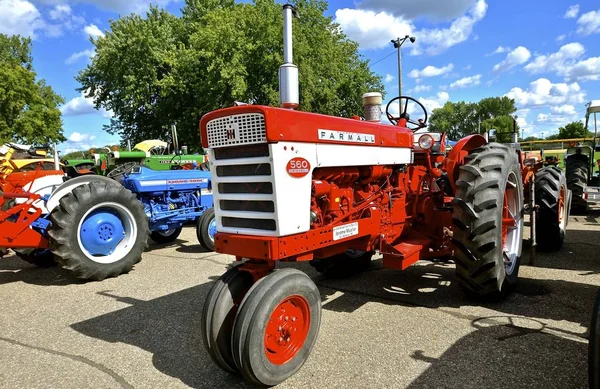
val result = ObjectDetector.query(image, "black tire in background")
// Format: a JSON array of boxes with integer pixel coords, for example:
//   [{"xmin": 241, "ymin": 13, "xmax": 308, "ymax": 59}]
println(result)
[
  {"xmin": 150, "ymin": 227, "xmax": 183, "ymax": 244},
  {"xmin": 47, "ymin": 181, "xmax": 149, "ymax": 281},
  {"xmin": 452, "ymin": 143, "xmax": 524, "ymax": 301},
  {"xmin": 566, "ymin": 157, "xmax": 589, "ymax": 213},
  {"xmin": 196, "ymin": 207, "xmax": 216, "ymax": 251},
  {"xmin": 534, "ymin": 166, "xmax": 569, "ymax": 251}
]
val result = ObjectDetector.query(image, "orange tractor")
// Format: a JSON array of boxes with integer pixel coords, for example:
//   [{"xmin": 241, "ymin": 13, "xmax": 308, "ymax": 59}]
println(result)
[{"xmin": 197, "ymin": 4, "xmax": 570, "ymax": 386}]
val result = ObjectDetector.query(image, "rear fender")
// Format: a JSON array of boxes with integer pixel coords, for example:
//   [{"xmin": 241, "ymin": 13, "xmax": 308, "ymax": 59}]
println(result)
[
  {"xmin": 46, "ymin": 175, "xmax": 120, "ymax": 213},
  {"xmin": 442, "ymin": 134, "xmax": 487, "ymax": 195}
]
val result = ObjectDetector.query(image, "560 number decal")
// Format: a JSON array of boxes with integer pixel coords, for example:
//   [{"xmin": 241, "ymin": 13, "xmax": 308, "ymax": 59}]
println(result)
[{"xmin": 286, "ymin": 157, "xmax": 311, "ymax": 178}]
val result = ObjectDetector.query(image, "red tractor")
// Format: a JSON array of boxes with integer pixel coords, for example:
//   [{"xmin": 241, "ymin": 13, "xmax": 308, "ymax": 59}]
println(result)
[{"xmin": 198, "ymin": 4, "xmax": 568, "ymax": 386}]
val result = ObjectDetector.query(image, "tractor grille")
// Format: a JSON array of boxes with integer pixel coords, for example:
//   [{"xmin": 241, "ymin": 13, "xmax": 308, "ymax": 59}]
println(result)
[
  {"xmin": 206, "ymin": 113, "xmax": 266, "ymax": 148},
  {"xmin": 211, "ymin": 136, "xmax": 277, "ymax": 234}
]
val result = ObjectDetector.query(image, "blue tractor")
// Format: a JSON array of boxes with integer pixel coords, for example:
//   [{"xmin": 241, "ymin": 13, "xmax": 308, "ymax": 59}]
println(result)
[{"xmin": 121, "ymin": 165, "xmax": 217, "ymax": 251}]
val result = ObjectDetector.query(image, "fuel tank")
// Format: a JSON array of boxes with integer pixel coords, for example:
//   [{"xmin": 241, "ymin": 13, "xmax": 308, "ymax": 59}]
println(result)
[{"xmin": 122, "ymin": 166, "xmax": 211, "ymax": 193}]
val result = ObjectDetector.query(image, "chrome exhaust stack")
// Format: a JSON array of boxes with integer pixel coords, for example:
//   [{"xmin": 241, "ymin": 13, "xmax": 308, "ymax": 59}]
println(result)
[{"xmin": 279, "ymin": 4, "xmax": 299, "ymax": 109}]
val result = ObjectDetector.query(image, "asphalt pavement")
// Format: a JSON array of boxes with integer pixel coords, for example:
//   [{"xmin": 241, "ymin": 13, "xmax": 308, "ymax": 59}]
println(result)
[{"xmin": 1, "ymin": 208, "xmax": 599, "ymax": 389}]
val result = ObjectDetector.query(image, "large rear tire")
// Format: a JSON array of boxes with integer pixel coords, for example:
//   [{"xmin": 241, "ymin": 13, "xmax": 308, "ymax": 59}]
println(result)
[
  {"xmin": 452, "ymin": 143, "xmax": 524, "ymax": 300},
  {"xmin": 201, "ymin": 264, "xmax": 254, "ymax": 374},
  {"xmin": 48, "ymin": 182, "xmax": 149, "ymax": 281},
  {"xmin": 566, "ymin": 157, "xmax": 588, "ymax": 213},
  {"xmin": 231, "ymin": 268, "xmax": 321, "ymax": 387},
  {"xmin": 534, "ymin": 166, "xmax": 569, "ymax": 252}
]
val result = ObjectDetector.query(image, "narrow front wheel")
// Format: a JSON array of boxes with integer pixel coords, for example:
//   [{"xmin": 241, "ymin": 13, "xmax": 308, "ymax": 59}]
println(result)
[{"xmin": 232, "ymin": 268, "xmax": 321, "ymax": 387}]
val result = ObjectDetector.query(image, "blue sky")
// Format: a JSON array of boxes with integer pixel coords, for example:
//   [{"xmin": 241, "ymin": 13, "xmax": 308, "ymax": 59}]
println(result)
[{"xmin": 1, "ymin": 0, "xmax": 599, "ymax": 151}]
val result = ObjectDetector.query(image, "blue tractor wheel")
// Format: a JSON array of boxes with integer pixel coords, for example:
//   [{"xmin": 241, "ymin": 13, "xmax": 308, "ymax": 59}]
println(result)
[
  {"xmin": 47, "ymin": 181, "xmax": 149, "ymax": 281},
  {"xmin": 196, "ymin": 207, "xmax": 216, "ymax": 252}
]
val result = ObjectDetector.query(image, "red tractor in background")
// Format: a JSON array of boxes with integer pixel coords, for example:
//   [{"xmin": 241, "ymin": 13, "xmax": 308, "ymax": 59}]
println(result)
[{"xmin": 198, "ymin": 4, "xmax": 570, "ymax": 387}]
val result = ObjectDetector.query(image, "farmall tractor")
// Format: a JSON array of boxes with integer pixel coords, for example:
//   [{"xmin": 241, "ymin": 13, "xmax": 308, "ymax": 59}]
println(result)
[{"xmin": 198, "ymin": 5, "xmax": 569, "ymax": 387}]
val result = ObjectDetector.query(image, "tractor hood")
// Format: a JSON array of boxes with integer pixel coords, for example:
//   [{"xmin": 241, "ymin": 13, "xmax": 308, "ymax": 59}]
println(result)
[{"xmin": 122, "ymin": 166, "xmax": 211, "ymax": 193}]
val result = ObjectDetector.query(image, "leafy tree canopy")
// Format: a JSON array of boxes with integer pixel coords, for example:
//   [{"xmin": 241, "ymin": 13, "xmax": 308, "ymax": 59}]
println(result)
[
  {"xmin": 428, "ymin": 96, "xmax": 518, "ymax": 141},
  {"xmin": 0, "ymin": 34, "xmax": 65, "ymax": 145},
  {"xmin": 76, "ymin": 0, "xmax": 385, "ymax": 152}
]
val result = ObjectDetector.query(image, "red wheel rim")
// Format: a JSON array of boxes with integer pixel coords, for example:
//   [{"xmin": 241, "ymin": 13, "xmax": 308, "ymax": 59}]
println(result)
[
  {"xmin": 558, "ymin": 186, "xmax": 565, "ymax": 225},
  {"xmin": 264, "ymin": 295, "xmax": 310, "ymax": 365},
  {"xmin": 501, "ymin": 187, "xmax": 517, "ymax": 249}
]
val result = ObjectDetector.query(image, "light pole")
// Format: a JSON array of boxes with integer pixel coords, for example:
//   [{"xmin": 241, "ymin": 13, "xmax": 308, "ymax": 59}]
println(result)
[{"xmin": 391, "ymin": 35, "xmax": 416, "ymax": 97}]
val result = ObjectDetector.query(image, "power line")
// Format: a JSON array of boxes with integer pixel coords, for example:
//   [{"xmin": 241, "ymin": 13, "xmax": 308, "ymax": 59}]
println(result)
[{"xmin": 369, "ymin": 50, "xmax": 397, "ymax": 67}]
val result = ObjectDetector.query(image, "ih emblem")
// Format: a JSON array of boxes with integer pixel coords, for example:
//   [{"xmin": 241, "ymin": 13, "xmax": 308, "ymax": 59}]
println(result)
[{"xmin": 226, "ymin": 122, "xmax": 239, "ymax": 140}]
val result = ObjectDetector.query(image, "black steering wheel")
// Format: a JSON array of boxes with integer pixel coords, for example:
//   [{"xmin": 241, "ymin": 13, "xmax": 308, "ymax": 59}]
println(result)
[{"xmin": 385, "ymin": 96, "xmax": 428, "ymax": 130}]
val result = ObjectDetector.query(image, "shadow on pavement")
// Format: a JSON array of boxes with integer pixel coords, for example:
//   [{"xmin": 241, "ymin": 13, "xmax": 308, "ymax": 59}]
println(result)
[
  {"xmin": 0, "ymin": 254, "xmax": 84, "ymax": 286},
  {"xmin": 71, "ymin": 283, "xmax": 255, "ymax": 389},
  {"xmin": 407, "ymin": 315, "xmax": 587, "ymax": 389}
]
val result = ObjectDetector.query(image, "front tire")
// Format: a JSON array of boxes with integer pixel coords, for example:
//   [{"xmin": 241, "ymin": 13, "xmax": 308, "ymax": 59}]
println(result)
[
  {"xmin": 534, "ymin": 166, "xmax": 568, "ymax": 251},
  {"xmin": 201, "ymin": 265, "xmax": 254, "ymax": 374},
  {"xmin": 48, "ymin": 182, "xmax": 149, "ymax": 281},
  {"xmin": 452, "ymin": 143, "xmax": 524, "ymax": 300},
  {"xmin": 232, "ymin": 268, "xmax": 321, "ymax": 387},
  {"xmin": 196, "ymin": 208, "xmax": 216, "ymax": 251}
]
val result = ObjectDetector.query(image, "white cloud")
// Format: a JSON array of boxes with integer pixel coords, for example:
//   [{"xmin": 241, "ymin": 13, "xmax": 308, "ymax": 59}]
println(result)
[
  {"xmin": 334, "ymin": 9, "xmax": 413, "ymax": 50},
  {"xmin": 524, "ymin": 42, "xmax": 600, "ymax": 81},
  {"xmin": 355, "ymin": 0, "xmax": 477, "ymax": 21},
  {"xmin": 335, "ymin": 0, "xmax": 487, "ymax": 55},
  {"xmin": 487, "ymin": 46, "xmax": 510, "ymax": 56},
  {"xmin": 577, "ymin": 10, "xmax": 600, "ymax": 36},
  {"xmin": 48, "ymin": 3, "xmax": 70, "ymax": 20},
  {"xmin": 551, "ymin": 104, "xmax": 577, "ymax": 115},
  {"xmin": 505, "ymin": 78, "xmax": 586, "ymax": 109},
  {"xmin": 564, "ymin": 4, "xmax": 580, "ymax": 19},
  {"xmin": 65, "ymin": 49, "xmax": 95, "ymax": 64},
  {"xmin": 0, "ymin": 0, "xmax": 45, "ymax": 38},
  {"xmin": 450, "ymin": 74, "xmax": 481, "ymax": 89},
  {"xmin": 556, "ymin": 34, "xmax": 566, "ymax": 42},
  {"xmin": 68, "ymin": 132, "xmax": 96, "ymax": 142},
  {"xmin": 84, "ymin": 23, "xmax": 104, "ymax": 38},
  {"xmin": 493, "ymin": 46, "xmax": 531, "ymax": 72},
  {"xmin": 408, "ymin": 63, "xmax": 454, "ymax": 78},
  {"xmin": 60, "ymin": 90, "xmax": 112, "ymax": 118},
  {"xmin": 409, "ymin": 0, "xmax": 488, "ymax": 55},
  {"xmin": 414, "ymin": 84, "xmax": 432, "ymax": 92},
  {"xmin": 384, "ymin": 73, "xmax": 395, "ymax": 83}
]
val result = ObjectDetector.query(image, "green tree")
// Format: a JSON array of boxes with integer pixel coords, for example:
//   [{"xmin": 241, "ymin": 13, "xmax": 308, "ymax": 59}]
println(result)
[
  {"xmin": 556, "ymin": 121, "xmax": 592, "ymax": 139},
  {"xmin": 76, "ymin": 0, "xmax": 385, "ymax": 151},
  {"xmin": 428, "ymin": 101, "xmax": 478, "ymax": 140},
  {"xmin": 428, "ymin": 96, "xmax": 519, "ymax": 141},
  {"xmin": 0, "ymin": 34, "xmax": 65, "ymax": 144}
]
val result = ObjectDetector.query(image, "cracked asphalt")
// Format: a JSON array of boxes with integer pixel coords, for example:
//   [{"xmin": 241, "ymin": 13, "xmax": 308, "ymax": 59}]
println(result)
[{"xmin": 1, "ymin": 208, "xmax": 599, "ymax": 389}]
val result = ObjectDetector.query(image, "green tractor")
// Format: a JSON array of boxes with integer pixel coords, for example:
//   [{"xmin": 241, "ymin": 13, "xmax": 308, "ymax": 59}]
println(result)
[
  {"xmin": 61, "ymin": 125, "xmax": 207, "ymax": 178},
  {"xmin": 564, "ymin": 100, "xmax": 600, "ymax": 213}
]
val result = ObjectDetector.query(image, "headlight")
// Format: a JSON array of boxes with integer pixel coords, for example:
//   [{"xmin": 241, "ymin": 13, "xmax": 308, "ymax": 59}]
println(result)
[{"xmin": 418, "ymin": 134, "xmax": 434, "ymax": 150}]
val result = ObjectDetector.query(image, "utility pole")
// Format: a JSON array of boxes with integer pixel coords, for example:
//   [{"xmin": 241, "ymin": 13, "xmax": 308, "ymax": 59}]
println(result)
[{"xmin": 391, "ymin": 35, "xmax": 416, "ymax": 97}]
